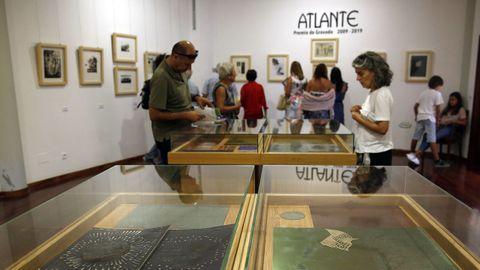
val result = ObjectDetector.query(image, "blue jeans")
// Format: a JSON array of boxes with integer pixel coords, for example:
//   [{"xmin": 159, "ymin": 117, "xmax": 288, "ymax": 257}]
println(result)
[
  {"xmin": 419, "ymin": 126, "xmax": 453, "ymax": 152},
  {"xmin": 413, "ymin": 119, "xmax": 436, "ymax": 142},
  {"xmin": 155, "ymin": 138, "xmax": 171, "ymax": 165}
]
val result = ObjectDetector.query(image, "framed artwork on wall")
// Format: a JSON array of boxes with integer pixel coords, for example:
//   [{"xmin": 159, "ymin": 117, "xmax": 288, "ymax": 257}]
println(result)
[
  {"xmin": 230, "ymin": 55, "xmax": 251, "ymax": 82},
  {"xmin": 111, "ymin": 33, "xmax": 137, "ymax": 63},
  {"xmin": 405, "ymin": 51, "xmax": 433, "ymax": 82},
  {"xmin": 35, "ymin": 43, "xmax": 68, "ymax": 86},
  {"xmin": 311, "ymin": 38, "xmax": 339, "ymax": 63},
  {"xmin": 267, "ymin": 54, "xmax": 289, "ymax": 82},
  {"xmin": 114, "ymin": 66, "xmax": 138, "ymax": 96},
  {"xmin": 78, "ymin": 47, "xmax": 104, "ymax": 85},
  {"xmin": 144, "ymin": 52, "xmax": 160, "ymax": 80}
]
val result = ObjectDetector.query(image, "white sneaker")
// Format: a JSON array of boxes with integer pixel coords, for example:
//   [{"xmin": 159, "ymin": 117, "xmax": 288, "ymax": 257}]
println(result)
[{"xmin": 406, "ymin": 152, "xmax": 420, "ymax": 165}]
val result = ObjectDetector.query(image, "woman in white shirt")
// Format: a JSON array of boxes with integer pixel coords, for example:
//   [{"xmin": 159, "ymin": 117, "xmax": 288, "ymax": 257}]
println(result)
[{"xmin": 351, "ymin": 52, "xmax": 394, "ymax": 166}]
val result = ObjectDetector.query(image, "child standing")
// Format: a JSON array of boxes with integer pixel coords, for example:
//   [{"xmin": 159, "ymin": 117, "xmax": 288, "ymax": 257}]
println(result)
[{"xmin": 407, "ymin": 75, "xmax": 449, "ymax": 167}]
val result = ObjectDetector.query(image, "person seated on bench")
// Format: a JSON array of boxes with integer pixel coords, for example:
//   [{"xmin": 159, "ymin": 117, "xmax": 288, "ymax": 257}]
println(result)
[{"xmin": 417, "ymin": 91, "xmax": 467, "ymax": 158}]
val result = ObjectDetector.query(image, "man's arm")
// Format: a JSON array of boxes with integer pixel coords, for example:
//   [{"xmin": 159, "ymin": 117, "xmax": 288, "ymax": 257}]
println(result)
[
  {"xmin": 192, "ymin": 95, "xmax": 213, "ymax": 109},
  {"xmin": 149, "ymin": 107, "xmax": 204, "ymax": 122}
]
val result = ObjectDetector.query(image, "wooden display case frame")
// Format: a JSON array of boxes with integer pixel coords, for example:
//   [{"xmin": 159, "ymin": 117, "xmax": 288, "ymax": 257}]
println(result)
[
  {"xmin": 253, "ymin": 194, "xmax": 480, "ymax": 270},
  {"xmin": 169, "ymin": 135, "xmax": 264, "ymax": 165},
  {"xmin": 8, "ymin": 192, "xmax": 257, "ymax": 270},
  {"xmin": 169, "ymin": 134, "xmax": 356, "ymax": 165},
  {"xmin": 260, "ymin": 134, "xmax": 356, "ymax": 165}
]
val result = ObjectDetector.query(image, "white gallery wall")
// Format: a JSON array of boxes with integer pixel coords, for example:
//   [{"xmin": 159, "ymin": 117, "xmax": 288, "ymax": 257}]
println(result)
[
  {"xmin": 4, "ymin": 0, "xmax": 186, "ymax": 183},
  {"xmin": 198, "ymin": 0, "xmax": 471, "ymax": 152},
  {"xmin": 2, "ymin": 0, "xmax": 478, "ymax": 184},
  {"xmin": 0, "ymin": 0, "xmax": 27, "ymax": 192}
]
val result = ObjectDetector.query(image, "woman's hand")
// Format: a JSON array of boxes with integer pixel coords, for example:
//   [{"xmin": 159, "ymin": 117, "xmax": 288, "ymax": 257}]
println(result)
[{"xmin": 351, "ymin": 105, "xmax": 362, "ymax": 113}]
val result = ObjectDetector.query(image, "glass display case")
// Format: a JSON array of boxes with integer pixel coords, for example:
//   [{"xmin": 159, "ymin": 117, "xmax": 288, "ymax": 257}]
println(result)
[
  {"xmin": 169, "ymin": 119, "xmax": 266, "ymax": 165},
  {"xmin": 261, "ymin": 119, "xmax": 356, "ymax": 165},
  {"xmin": 249, "ymin": 165, "xmax": 480, "ymax": 270},
  {"xmin": 0, "ymin": 165, "xmax": 256, "ymax": 270}
]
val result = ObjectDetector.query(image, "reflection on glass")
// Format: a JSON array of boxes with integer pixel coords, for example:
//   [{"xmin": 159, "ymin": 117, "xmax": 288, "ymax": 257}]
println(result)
[
  {"xmin": 246, "ymin": 119, "xmax": 258, "ymax": 128},
  {"xmin": 154, "ymin": 166, "xmax": 203, "ymax": 204},
  {"xmin": 329, "ymin": 119, "xmax": 340, "ymax": 132},
  {"xmin": 347, "ymin": 166, "xmax": 387, "ymax": 195},
  {"xmin": 252, "ymin": 165, "xmax": 479, "ymax": 270},
  {"xmin": 289, "ymin": 119, "xmax": 304, "ymax": 134}
]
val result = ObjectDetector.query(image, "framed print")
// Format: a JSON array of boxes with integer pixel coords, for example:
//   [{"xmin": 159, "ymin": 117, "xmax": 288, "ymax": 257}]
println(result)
[
  {"xmin": 120, "ymin": 165, "xmax": 144, "ymax": 174},
  {"xmin": 114, "ymin": 66, "xmax": 138, "ymax": 96},
  {"xmin": 405, "ymin": 51, "xmax": 433, "ymax": 82},
  {"xmin": 231, "ymin": 55, "xmax": 251, "ymax": 82},
  {"xmin": 144, "ymin": 51, "xmax": 160, "ymax": 80},
  {"xmin": 78, "ymin": 47, "xmax": 103, "ymax": 85},
  {"xmin": 35, "ymin": 43, "xmax": 67, "ymax": 86},
  {"xmin": 267, "ymin": 54, "xmax": 289, "ymax": 82},
  {"xmin": 311, "ymin": 38, "xmax": 339, "ymax": 63},
  {"xmin": 111, "ymin": 33, "xmax": 137, "ymax": 63}
]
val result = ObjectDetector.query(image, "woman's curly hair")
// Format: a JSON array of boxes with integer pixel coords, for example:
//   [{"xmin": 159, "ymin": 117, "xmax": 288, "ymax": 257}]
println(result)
[{"xmin": 352, "ymin": 51, "xmax": 393, "ymax": 89}]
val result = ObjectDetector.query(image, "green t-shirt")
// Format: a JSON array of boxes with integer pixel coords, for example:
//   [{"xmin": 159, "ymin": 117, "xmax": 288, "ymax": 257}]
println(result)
[{"xmin": 149, "ymin": 61, "xmax": 193, "ymax": 141}]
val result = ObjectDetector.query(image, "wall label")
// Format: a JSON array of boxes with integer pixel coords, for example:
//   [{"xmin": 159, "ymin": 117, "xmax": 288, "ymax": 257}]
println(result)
[{"xmin": 294, "ymin": 10, "xmax": 362, "ymax": 36}]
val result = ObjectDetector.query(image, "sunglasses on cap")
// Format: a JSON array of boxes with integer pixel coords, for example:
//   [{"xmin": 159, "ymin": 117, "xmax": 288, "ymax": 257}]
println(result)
[{"xmin": 173, "ymin": 50, "xmax": 199, "ymax": 60}]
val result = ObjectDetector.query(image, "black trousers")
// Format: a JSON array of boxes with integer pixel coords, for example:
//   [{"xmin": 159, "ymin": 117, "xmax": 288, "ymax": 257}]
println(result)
[{"xmin": 357, "ymin": 150, "xmax": 392, "ymax": 166}]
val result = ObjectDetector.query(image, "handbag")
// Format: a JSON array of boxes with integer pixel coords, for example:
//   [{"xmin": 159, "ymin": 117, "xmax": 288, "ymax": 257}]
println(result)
[{"xmin": 276, "ymin": 94, "xmax": 288, "ymax": 110}]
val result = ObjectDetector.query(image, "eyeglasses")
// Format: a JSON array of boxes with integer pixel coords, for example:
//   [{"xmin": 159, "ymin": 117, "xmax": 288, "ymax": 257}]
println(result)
[{"xmin": 173, "ymin": 50, "xmax": 199, "ymax": 60}]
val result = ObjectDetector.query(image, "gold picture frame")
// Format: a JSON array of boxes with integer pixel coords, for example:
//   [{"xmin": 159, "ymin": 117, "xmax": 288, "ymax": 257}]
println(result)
[
  {"xmin": 231, "ymin": 55, "xmax": 251, "ymax": 82},
  {"xmin": 114, "ymin": 66, "xmax": 138, "ymax": 96},
  {"xmin": 405, "ymin": 51, "xmax": 433, "ymax": 83},
  {"xmin": 78, "ymin": 47, "xmax": 104, "ymax": 85},
  {"xmin": 144, "ymin": 51, "xmax": 160, "ymax": 80},
  {"xmin": 310, "ymin": 38, "xmax": 339, "ymax": 63},
  {"xmin": 35, "ymin": 43, "xmax": 68, "ymax": 86},
  {"xmin": 111, "ymin": 33, "xmax": 137, "ymax": 63},
  {"xmin": 267, "ymin": 54, "xmax": 289, "ymax": 82}
]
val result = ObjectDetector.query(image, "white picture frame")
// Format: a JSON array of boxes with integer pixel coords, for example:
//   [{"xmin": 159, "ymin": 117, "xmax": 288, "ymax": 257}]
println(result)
[
  {"xmin": 114, "ymin": 66, "xmax": 138, "ymax": 96},
  {"xmin": 267, "ymin": 54, "xmax": 289, "ymax": 82},
  {"xmin": 78, "ymin": 47, "xmax": 104, "ymax": 85},
  {"xmin": 111, "ymin": 33, "xmax": 137, "ymax": 63},
  {"xmin": 311, "ymin": 38, "xmax": 339, "ymax": 63},
  {"xmin": 230, "ymin": 55, "xmax": 251, "ymax": 82}
]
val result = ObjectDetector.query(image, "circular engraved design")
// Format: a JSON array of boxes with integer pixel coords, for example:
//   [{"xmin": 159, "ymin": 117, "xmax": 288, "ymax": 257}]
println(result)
[
  {"xmin": 82, "ymin": 240, "xmax": 130, "ymax": 262},
  {"xmin": 280, "ymin": 211, "xmax": 305, "ymax": 220}
]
